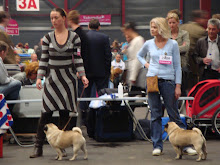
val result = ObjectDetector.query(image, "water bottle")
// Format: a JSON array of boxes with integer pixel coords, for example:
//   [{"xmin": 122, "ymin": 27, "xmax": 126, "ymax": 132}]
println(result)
[
  {"xmin": 118, "ymin": 83, "xmax": 125, "ymax": 106},
  {"xmin": 118, "ymin": 83, "xmax": 123, "ymax": 98}
]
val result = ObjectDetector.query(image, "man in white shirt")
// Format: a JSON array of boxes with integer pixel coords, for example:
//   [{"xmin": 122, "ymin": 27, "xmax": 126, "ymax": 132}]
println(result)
[
  {"xmin": 111, "ymin": 54, "xmax": 125, "ymax": 87},
  {"xmin": 194, "ymin": 18, "xmax": 220, "ymax": 80},
  {"xmin": 0, "ymin": 41, "xmax": 21, "ymax": 111}
]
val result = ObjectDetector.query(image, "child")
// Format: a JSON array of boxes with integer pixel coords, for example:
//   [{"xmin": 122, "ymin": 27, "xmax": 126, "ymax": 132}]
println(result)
[{"xmin": 0, "ymin": 41, "xmax": 21, "ymax": 111}]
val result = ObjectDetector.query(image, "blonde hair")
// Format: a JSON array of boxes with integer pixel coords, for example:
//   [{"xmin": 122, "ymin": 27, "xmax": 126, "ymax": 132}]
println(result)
[
  {"xmin": 67, "ymin": 10, "xmax": 80, "ymax": 24},
  {"xmin": 166, "ymin": 13, "xmax": 179, "ymax": 22},
  {"xmin": 150, "ymin": 17, "xmax": 170, "ymax": 39},
  {"xmin": 212, "ymin": 14, "xmax": 220, "ymax": 20},
  {"xmin": 25, "ymin": 61, "xmax": 39, "ymax": 78}
]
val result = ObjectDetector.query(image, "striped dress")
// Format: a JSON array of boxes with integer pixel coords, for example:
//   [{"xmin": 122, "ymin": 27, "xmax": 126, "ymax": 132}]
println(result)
[{"xmin": 37, "ymin": 31, "xmax": 85, "ymax": 113}]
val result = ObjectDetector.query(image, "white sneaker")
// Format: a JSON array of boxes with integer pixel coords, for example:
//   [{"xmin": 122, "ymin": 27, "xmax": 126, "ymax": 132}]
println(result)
[
  {"xmin": 183, "ymin": 147, "xmax": 197, "ymax": 156},
  {"xmin": 152, "ymin": 148, "xmax": 162, "ymax": 156}
]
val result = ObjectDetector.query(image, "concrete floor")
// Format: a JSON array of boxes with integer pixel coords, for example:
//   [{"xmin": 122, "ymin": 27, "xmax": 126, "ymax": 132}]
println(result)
[
  {"xmin": 1, "ymin": 106, "xmax": 220, "ymax": 165},
  {"xmin": 2, "ymin": 126, "xmax": 220, "ymax": 165}
]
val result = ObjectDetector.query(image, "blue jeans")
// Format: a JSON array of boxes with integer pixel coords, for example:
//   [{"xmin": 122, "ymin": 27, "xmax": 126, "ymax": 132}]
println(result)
[
  {"xmin": 0, "ymin": 79, "xmax": 21, "ymax": 110},
  {"xmin": 148, "ymin": 80, "xmax": 185, "ymax": 150}
]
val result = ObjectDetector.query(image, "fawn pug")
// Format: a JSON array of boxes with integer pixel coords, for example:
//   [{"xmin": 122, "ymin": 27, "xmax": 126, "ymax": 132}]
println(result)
[
  {"xmin": 165, "ymin": 122, "xmax": 207, "ymax": 161},
  {"xmin": 44, "ymin": 123, "xmax": 88, "ymax": 161}
]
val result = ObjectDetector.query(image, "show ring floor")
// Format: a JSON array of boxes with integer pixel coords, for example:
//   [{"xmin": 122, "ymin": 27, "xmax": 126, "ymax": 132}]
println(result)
[{"xmin": 2, "ymin": 126, "xmax": 220, "ymax": 165}]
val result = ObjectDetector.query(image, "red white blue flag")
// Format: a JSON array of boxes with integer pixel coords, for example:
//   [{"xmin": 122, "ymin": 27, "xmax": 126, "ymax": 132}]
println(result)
[{"xmin": 0, "ymin": 94, "xmax": 13, "ymax": 134}]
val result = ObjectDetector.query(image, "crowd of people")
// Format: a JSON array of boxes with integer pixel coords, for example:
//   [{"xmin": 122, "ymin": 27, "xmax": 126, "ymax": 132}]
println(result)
[
  {"xmin": 0, "ymin": 11, "xmax": 41, "ymax": 115},
  {"xmin": 0, "ymin": 8, "xmax": 220, "ymax": 159}
]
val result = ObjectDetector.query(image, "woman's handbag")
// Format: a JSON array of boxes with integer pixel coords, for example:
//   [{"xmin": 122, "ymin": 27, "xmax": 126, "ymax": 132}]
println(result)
[{"xmin": 146, "ymin": 76, "xmax": 159, "ymax": 93}]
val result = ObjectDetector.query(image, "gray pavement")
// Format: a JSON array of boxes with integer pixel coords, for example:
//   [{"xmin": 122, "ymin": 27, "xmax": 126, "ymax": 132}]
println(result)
[{"xmin": 1, "ymin": 128, "xmax": 220, "ymax": 165}]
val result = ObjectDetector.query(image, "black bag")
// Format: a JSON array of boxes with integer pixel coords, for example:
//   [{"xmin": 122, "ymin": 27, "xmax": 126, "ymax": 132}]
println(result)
[
  {"xmin": 86, "ymin": 105, "xmax": 133, "ymax": 142},
  {"xmin": 134, "ymin": 118, "xmax": 151, "ymax": 140}
]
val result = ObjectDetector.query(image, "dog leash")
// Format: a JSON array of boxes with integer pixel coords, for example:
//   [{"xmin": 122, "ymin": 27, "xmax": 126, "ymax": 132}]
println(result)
[{"xmin": 62, "ymin": 86, "xmax": 85, "ymax": 131}]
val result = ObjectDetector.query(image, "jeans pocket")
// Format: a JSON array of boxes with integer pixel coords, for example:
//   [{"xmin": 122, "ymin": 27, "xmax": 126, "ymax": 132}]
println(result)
[{"xmin": 167, "ymin": 80, "xmax": 175, "ymax": 88}]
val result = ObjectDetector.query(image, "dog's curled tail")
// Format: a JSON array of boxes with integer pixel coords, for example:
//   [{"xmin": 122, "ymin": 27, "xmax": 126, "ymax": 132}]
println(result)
[
  {"xmin": 193, "ymin": 127, "xmax": 206, "ymax": 143},
  {"xmin": 72, "ymin": 127, "xmax": 82, "ymax": 134},
  {"xmin": 192, "ymin": 127, "xmax": 202, "ymax": 135}
]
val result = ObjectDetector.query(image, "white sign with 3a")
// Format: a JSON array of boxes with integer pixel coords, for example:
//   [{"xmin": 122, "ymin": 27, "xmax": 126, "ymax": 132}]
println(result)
[{"xmin": 16, "ymin": 0, "xmax": 40, "ymax": 11}]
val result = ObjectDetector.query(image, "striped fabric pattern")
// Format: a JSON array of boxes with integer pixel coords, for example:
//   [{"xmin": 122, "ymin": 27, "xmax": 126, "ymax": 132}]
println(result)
[{"xmin": 37, "ymin": 31, "xmax": 85, "ymax": 112}]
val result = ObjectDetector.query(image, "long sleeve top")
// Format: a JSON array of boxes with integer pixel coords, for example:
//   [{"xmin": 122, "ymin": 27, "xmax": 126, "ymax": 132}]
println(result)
[
  {"xmin": 0, "ymin": 57, "xmax": 14, "ymax": 84},
  {"xmin": 137, "ymin": 38, "xmax": 182, "ymax": 84},
  {"xmin": 171, "ymin": 29, "xmax": 190, "ymax": 68},
  {"xmin": 126, "ymin": 35, "xmax": 145, "ymax": 81}
]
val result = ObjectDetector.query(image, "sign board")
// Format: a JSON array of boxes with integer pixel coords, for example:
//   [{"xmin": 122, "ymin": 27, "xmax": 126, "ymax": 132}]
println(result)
[
  {"xmin": 6, "ymin": 19, "xmax": 19, "ymax": 36},
  {"xmin": 16, "ymin": 0, "xmax": 40, "ymax": 11},
  {"xmin": 79, "ymin": 15, "xmax": 111, "ymax": 25}
]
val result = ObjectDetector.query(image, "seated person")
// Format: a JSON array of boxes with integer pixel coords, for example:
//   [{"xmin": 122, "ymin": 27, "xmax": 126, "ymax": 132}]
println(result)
[
  {"xmin": 15, "ymin": 42, "xmax": 25, "ymax": 54},
  {"xmin": 23, "ymin": 53, "xmax": 38, "ymax": 65},
  {"xmin": 30, "ymin": 53, "xmax": 38, "ymax": 62},
  {"xmin": 111, "ymin": 54, "xmax": 125, "ymax": 87},
  {"xmin": 0, "ymin": 41, "xmax": 21, "ymax": 111},
  {"xmin": 13, "ymin": 61, "xmax": 39, "ymax": 86},
  {"xmin": 15, "ymin": 54, "xmax": 24, "ymax": 71}
]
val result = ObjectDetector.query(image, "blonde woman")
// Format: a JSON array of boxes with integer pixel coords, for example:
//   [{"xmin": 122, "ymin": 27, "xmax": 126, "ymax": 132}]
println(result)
[
  {"xmin": 167, "ymin": 13, "xmax": 190, "ymax": 95},
  {"xmin": 137, "ymin": 17, "xmax": 196, "ymax": 156}
]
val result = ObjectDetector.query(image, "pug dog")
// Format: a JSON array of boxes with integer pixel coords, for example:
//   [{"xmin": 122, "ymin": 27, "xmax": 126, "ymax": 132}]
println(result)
[
  {"xmin": 165, "ymin": 122, "xmax": 207, "ymax": 161},
  {"xmin": 44, "ymin": 123, "xmax": 88, "ymax": 161}
]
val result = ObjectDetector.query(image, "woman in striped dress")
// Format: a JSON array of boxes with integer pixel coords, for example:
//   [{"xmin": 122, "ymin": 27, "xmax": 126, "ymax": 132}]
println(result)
[{"xmin": 30, "ymin": 8, "xmax": 89, "ymax": 158}]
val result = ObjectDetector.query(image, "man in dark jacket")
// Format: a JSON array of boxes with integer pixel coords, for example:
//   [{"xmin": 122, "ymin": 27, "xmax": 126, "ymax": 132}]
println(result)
[
  {"xmin": 194, "ymin": 18, "xmax": 220, "ymax": 80},
  {"xmin": 67, "ymin": 10, "xmax": 89, "ymax": 126},
  {"xmin": 86, "ymin": 19, "xmax": 112, "ymax": 96}
]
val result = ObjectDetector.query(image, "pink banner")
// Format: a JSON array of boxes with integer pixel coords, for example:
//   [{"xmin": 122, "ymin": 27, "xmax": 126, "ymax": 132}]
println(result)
[
  {"xmin": 6, "ymin": 19, "xmax": 19, "ymax": 35},
  {"xmin": 79, "ymin": 15, "xmax": 111, "ymax": 25}
]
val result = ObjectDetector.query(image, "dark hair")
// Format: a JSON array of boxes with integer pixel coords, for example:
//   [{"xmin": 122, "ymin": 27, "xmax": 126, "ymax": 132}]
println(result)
[
  {"xmin": 17, "ymin": 42, "xmax": 23, "ymax": 48},
  {"xmin": 0, "ymin": 41, "xmax": 8, "ymax": 52},
  {"xmin": 0, "ymin": 11, "xmax": 10, "ymax": 23},
  {"xmin": 89, "ymin": 19, "xmax": 100, "ymax": 30},
  {"xmin": 122, "ymin": 22, "xmax": 137, "ymax": 32},
  {"xmin": 51, "ymin": 8, "xmax": 66, "ymax": 17},
  {"xmin": 67, "ymin": 10, "xmax": 80, "ymax": 24},
  {"xmin": 191, "ymin": 10, "xmax": 207, "ymax": 20}
]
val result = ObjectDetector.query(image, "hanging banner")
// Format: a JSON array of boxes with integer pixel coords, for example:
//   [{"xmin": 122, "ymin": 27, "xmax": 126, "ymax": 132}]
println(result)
[
  {"xmin": 6, "ymin": 19, "xmax": 19, "ymax": 36},
  {"xmin": 79, "ymin": 15, "xmax": 111, "ymax": 25},
  {"xmin": 16, "ymin": 0, "xmax": 40, "ymax": 11}
]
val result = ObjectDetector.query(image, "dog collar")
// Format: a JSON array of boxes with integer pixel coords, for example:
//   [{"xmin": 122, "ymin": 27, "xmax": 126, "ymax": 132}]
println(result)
[{"xmin": 167, "ymin": 127, "xmax": 179, "ymax": 136}]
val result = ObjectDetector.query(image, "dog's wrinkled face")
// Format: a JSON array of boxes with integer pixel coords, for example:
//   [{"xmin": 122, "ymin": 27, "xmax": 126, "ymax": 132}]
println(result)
[
  {"xmin": 164, "ymin": 122, "xmax": 179, "ymax": 133},
  {"xmin": 44, "ymin": 123, "xmax": 59, "ymax": 134},
  {"xmin": 44, "ymin": 125, "xmax": 48, "ymax": 132}
]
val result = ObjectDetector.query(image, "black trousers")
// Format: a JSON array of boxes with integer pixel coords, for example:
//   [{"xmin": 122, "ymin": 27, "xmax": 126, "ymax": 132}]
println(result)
[
  {"xmin": 200, "ymin": 69, "xmax": 220, "ymax": 81},
  {"xmin": 86, "ymin": 76, "xmax": 109, "ymax": 97}
]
